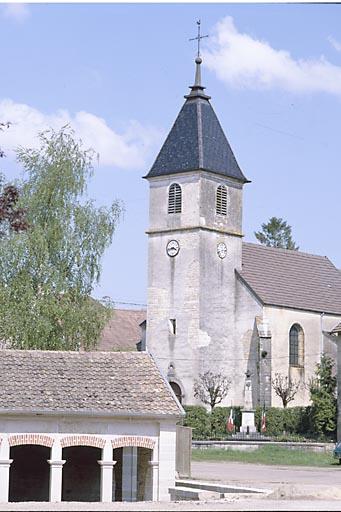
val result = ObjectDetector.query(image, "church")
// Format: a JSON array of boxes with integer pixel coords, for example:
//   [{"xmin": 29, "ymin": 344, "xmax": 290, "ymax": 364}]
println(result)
[{"xmin": 142, "ymin": 54, "xmax": 341, "ymax": 409}]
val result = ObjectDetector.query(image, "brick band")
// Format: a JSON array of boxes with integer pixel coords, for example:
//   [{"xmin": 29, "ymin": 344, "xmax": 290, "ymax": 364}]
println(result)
[
  {"xmin": 111, "ymin": 436, "xmax": 155, "ymax": 450},
  {"xmin": 61, "ymin": 435, "xmax": 106, "ymax": 449},
  {"xmin": 8, "ymin": 434, "xmax": 54, "ymax": 448}
]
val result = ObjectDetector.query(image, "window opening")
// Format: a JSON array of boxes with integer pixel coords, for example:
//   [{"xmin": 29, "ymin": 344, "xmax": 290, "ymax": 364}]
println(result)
[
  {"xmin": 168, "ymin": 183, "xmax": 182, "ymax": 214},
  {"xmin": 169, "ymin": 319, "xmax": 176, "ymax": 335},
  {"xmin": 216, "ymin": 185, "xmax": 227, "ymax": 216}
]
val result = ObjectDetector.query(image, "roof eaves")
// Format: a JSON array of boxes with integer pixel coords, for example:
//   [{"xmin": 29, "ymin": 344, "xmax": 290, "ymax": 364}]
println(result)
[
  {"xmin": 0, "ymin": 407, "xmax": 184, "ymax": 420},
  {"xmin": 235, "ymin": 270, "xmax": 264, "ymax": 307},
  {"xmin": 148, "ymin": 350, "xmax": 186, "ymax": 417}
]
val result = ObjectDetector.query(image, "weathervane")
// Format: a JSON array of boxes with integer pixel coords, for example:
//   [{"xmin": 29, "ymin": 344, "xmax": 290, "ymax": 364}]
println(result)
[{"xmin": 189, "ymin": 20, "xmax": 209, "ymax": 58}]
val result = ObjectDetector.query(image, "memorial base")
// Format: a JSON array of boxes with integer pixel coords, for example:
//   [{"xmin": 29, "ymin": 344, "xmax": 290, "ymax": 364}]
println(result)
[{"xmin": 240, "ymin": 410, "xmax": 256, "ymax": 433}]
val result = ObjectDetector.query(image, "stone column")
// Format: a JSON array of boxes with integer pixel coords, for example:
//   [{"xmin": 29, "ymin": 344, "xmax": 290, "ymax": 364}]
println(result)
[
  {"xmin": 98, "ymin": 461, "xmax": 116, "ymax": 502},
  {"xmin": 48, "ymin": 438, "xmax": 65, "ymax": 502},
  {"xmin": 158, "ymin": 422, "xmax": 176, "ymax": 501},
  {"xmin": 0, "ymin": 436, "xmax": 12, "ymax": 503},
  {"xmin": 0, "ymin": 460, "xmax": 13, "ymax": 502},
  {"xmin": 48, "ymin": 460, "xmax": 66, "ymax": 502},
  {"xmin": 122, "ymin": 447, "xmax": 137, "ymax": 502},
  {"xmin": 149, "ymin": 460, "xmax": 159, "ymax": 501}
]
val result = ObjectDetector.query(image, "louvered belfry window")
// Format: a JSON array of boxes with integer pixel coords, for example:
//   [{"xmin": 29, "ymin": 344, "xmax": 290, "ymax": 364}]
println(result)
[
  {"xmin": 216, "ymin": 185, "xmax": 227, "ymax": 216},
  {"xmin": 168, "ymin": 183, "xmax": 182, "ymax": 214}
]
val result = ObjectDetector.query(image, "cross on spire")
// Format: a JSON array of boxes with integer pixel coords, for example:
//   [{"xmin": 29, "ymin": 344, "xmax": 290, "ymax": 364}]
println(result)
[{"xmin": 189, "ymin": 20, "xmax": 208, "ymax": 58}]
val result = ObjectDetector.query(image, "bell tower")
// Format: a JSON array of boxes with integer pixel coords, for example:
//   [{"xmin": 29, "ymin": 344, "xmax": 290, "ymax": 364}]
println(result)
[{"xmin": 144, "ymin": 51, "xmax": 249, "ymax": 405}]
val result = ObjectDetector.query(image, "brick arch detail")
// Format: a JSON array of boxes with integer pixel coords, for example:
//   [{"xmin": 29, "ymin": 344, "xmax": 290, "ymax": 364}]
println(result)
[
  {"xmin": 61, "ymin": 435, "xmax": 106, "ymax": 449},
  {"xmin": 8, "ymin": 434, "xmax": 54, "ymax": 448},
  {"xmin": 111, "ymin": 436, "xmax": 155, "ymax": 450}
]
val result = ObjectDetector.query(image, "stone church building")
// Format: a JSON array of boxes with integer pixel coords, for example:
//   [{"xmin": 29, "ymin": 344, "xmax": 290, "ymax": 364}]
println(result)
[{"xmin": 143, "ymin": 56, "xmax": 341, "ymax": 408}]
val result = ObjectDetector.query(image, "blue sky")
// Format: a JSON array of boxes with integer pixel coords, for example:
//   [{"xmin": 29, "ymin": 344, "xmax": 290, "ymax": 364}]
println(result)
[{"xmin": 1, "ymin": 3, "xmax": 341, "ymax": 306}]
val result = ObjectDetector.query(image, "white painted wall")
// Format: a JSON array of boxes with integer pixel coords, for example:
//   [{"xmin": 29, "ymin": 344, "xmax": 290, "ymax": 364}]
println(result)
[{"xmin": 0, "ymin": 414, "xmax": 178, "ymax": 503}]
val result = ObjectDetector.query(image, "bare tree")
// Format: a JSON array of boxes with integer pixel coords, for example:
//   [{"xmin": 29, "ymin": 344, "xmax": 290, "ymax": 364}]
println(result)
[
  {"xmin": 272, "ymin": 373, "xmax": 299, "ymax": 408},
  {"xmin": 194, "ymin": 371, "xmax": 231, "ymax": 411}
]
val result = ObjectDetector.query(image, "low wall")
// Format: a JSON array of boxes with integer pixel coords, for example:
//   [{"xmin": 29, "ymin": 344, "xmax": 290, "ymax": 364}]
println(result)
[{"xmin": 192, "ymin": 440, "xmax": 334, "ymax": 453}]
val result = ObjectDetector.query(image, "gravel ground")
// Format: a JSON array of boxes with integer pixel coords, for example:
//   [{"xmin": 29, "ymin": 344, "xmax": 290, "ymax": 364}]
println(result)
[
  {"xmin": 3, "ymin": 461, "xmax": 341, "ymax": 511},
  {"xmin": 2, "ymin": 497, "xmax": 341, "ymax": 511}
]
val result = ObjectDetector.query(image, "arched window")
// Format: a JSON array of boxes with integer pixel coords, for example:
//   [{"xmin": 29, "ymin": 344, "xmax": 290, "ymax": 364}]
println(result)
[
  {"xmin": 169, "ymin": 382, "xmax": 182, "ymax": 404},
  {"xmin": 168, "ymin": 183, "xmax": 182, "ymax": 214},
  {"xmin": 216, "ymin": 185, "xmax": 227, "ymax": 216},
  {"xmin": 289, "ymin": 324, "xmax": 304, "ymax": 367}
]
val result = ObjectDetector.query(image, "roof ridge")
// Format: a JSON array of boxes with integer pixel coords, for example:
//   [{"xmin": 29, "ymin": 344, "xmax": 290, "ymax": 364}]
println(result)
[
  {"xmin": 0, "ymin": 349, "xmax": 148, "ymax": 356},
  {"xmin": 242, "ymin": 241, "xmax": 333, "ymax": 262}
]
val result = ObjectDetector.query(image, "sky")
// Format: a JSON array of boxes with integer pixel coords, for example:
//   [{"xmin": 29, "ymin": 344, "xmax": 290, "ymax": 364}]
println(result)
[{"xmin": 0, "ymin": 2, "xmax": 341, "ymax": 307}]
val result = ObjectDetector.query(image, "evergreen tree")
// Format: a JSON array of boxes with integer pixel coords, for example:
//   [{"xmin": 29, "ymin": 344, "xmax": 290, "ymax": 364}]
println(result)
[
  {"xmin": 254, "ymin": 217, "xmax": 299, "ymax": 250},
  {"xmin": 309, "ymin": 354, "xmax": 337, "ymax": 439},
  {"xmin": 0, "ymin": 127, "xmax": 122, "ymax": 350}
]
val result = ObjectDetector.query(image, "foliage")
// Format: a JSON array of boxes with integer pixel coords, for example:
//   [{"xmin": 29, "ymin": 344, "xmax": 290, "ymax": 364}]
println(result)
[
  {"xmin": 184, "ymin": 404, "xmax": 334, "ymax": 441},
  {"xmin": 0, "ymin": 123, "xmax": 28, "ymax": 237},
  {"xmin": 272, "ymin": 373, "xmax": 300, "ymax": 408},
  {"xmin": 0, "ymin": 178, "xmax": 29, "ymax": 238},
  {"xmin": 255, "ymin": 406, "xmax": 312, "ymax": 437},
  {"xmin": 0, "ymin": 127, "xmax": 122, "ymax": 350},
  {"xmin": 192, "ymin": 445, "xmax": 335, "ymax": 467},
  {"xmin": 193, "ymin": 371, "xmax": 231, "ymax": 411},
  {"xmin": 254, "ymin": 216, "xmax": 299, "ymax": 250},
  {"xmin": 183, "ymin": 406, "xmax": 211, "ymax": 440},
  {"xmin": 183, "ymin": 406, "xmax": 242, "ymax": 440},
  {"xmin": 211, "ymin": 406, "xmax": 242, "ymax": 438},
  {"xmin": 0, "ymin": 121, "xmax": 10, "ymax": 159},
  {"xmin": 309, "ymin": 354, "xmax": 337, "ymax": 439}
]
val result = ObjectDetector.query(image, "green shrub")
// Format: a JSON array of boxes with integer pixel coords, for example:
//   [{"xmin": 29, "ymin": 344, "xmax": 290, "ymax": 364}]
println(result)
[
  {"xmin": 183, "ymin": 406, "xmax": 210, "ymax": 440},
  {"xmin": 211, "ymin": 406, "xmax": 242, "ymax": 438},
  {"xmin": 184, "ymin": 404, "xmax": 331, "ymax": 441}
]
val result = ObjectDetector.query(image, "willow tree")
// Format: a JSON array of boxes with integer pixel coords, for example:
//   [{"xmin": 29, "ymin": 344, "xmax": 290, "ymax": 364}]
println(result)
[{"xmin": 0, "ymin": 127, "xmax": 122, "ymax": 350}]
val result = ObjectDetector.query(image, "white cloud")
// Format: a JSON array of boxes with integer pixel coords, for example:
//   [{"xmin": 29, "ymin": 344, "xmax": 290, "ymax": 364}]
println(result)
[
  {"xmin": 0, "ymin": 99, "xmax": 161, "ymax": 170},
  {"xmin": 328, "ymin": 36, "xmax": 341, "ymax": 53},
  {"xmin": 3, "ymin": 3, "xmax": 30, "ymax": 23},
  {"xmin": 203, "ymin": 17, "xmax": 341, "ymax": 95}
]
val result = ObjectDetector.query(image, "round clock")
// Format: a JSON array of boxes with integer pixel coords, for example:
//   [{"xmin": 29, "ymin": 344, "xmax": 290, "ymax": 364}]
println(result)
[
  {"xmin": 166, "ymin": 240, "xmax": 180, "ymax": 257},
  {"xmin": 217, "ymin": 242, "xmax": 227, "ymax": 259}
]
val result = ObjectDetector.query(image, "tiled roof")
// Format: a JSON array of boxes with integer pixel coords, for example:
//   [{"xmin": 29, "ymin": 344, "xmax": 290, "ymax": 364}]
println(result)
[
  {"xmin": 0, "ymin": 350, "xmax": 182, "ymax": 417},
  {"xmin": 145, "ymin": 94, "xmax": 248, "ymax": 183},
  {"xmin": 97, "ymin": 309, "xmax": 146, "ymax": 351},
  {"xmin": 240, "ymin": 242, "xmax": 341, "ymax": 315}
]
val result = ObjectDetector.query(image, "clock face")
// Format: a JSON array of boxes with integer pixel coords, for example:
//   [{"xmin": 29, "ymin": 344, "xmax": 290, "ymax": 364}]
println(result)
[
  {"xmin": 166, "ymin": 240, "xmax": 180, "ymax": 257},
  {"xmin": 217, "ymin": 242, "xmax": 227, "ymax": 259}
]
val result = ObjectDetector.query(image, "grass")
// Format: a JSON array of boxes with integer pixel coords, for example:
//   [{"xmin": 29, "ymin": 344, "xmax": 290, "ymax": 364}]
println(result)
[{"xmin": 192, "ymin": 445, "xmax": 338, "ymax": 467}]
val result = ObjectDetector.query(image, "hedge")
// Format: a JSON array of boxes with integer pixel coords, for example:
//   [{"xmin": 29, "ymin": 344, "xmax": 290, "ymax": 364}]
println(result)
[
  {"xmin": 182, "ymin": 405, "xmax": 335, "ymax": 441},
  {"xmin": 183, "ymin": 406, "xmax": 242, "ymax": 440}
]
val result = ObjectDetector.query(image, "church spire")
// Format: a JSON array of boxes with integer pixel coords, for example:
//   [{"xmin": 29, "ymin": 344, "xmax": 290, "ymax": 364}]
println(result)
[
  {"xmin": 186, "ymin": 20, "xmax": 211, "ymax": 100},
  {"xmin": 144, "ymin": 21, "xmax": 249, "ymax": 183},
  {"xmin": 185, "ymin": 56, "xmax": 211, "ymax": 100}
]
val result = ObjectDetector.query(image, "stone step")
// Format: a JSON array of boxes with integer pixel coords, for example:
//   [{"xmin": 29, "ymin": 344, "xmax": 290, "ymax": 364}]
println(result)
[
  {"xmin": 169, "ymin": 486, "xmax": 223, "ymax": 501},
  {"xmin": 176, "ymin": 479, "xmax": 270, "ymax": 495}
]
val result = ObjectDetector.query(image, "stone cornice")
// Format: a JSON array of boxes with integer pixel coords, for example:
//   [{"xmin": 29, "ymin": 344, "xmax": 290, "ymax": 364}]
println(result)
[{"xmin": 146, "ymin": 225, "xmax": 243, "ymax": 237}]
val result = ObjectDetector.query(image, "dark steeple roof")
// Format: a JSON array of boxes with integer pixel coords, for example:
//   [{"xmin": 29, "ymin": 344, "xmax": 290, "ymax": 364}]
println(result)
[{"xmin": 145, "ymin": 57, "xmax": 249, "ymax": 183}]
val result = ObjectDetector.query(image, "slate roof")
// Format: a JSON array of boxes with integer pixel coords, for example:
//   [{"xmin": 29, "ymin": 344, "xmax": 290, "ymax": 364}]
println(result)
[
  {"xmin": 0, "ymin": 350, "xmax": 183, "ymax": 417},
  {"xmin": 97, "ymin": 309, "xmax": 146, "ymax": 351},
  {"xmin": 240, "ymin": 242, "xmax": 341, "ymax": 315},
  {"xmin": 145, "ymin": 63, "xmax": 248, "ymax": 183}
]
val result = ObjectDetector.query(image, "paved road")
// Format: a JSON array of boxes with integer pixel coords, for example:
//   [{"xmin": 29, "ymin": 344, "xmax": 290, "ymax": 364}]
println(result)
[
  {"xmin": 192, "ymin": 460, "xmax": 341, "ymax": 488},
  {"xmin": 191, "ymin": 460, "xmax": 341, "ymax": 499}
]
